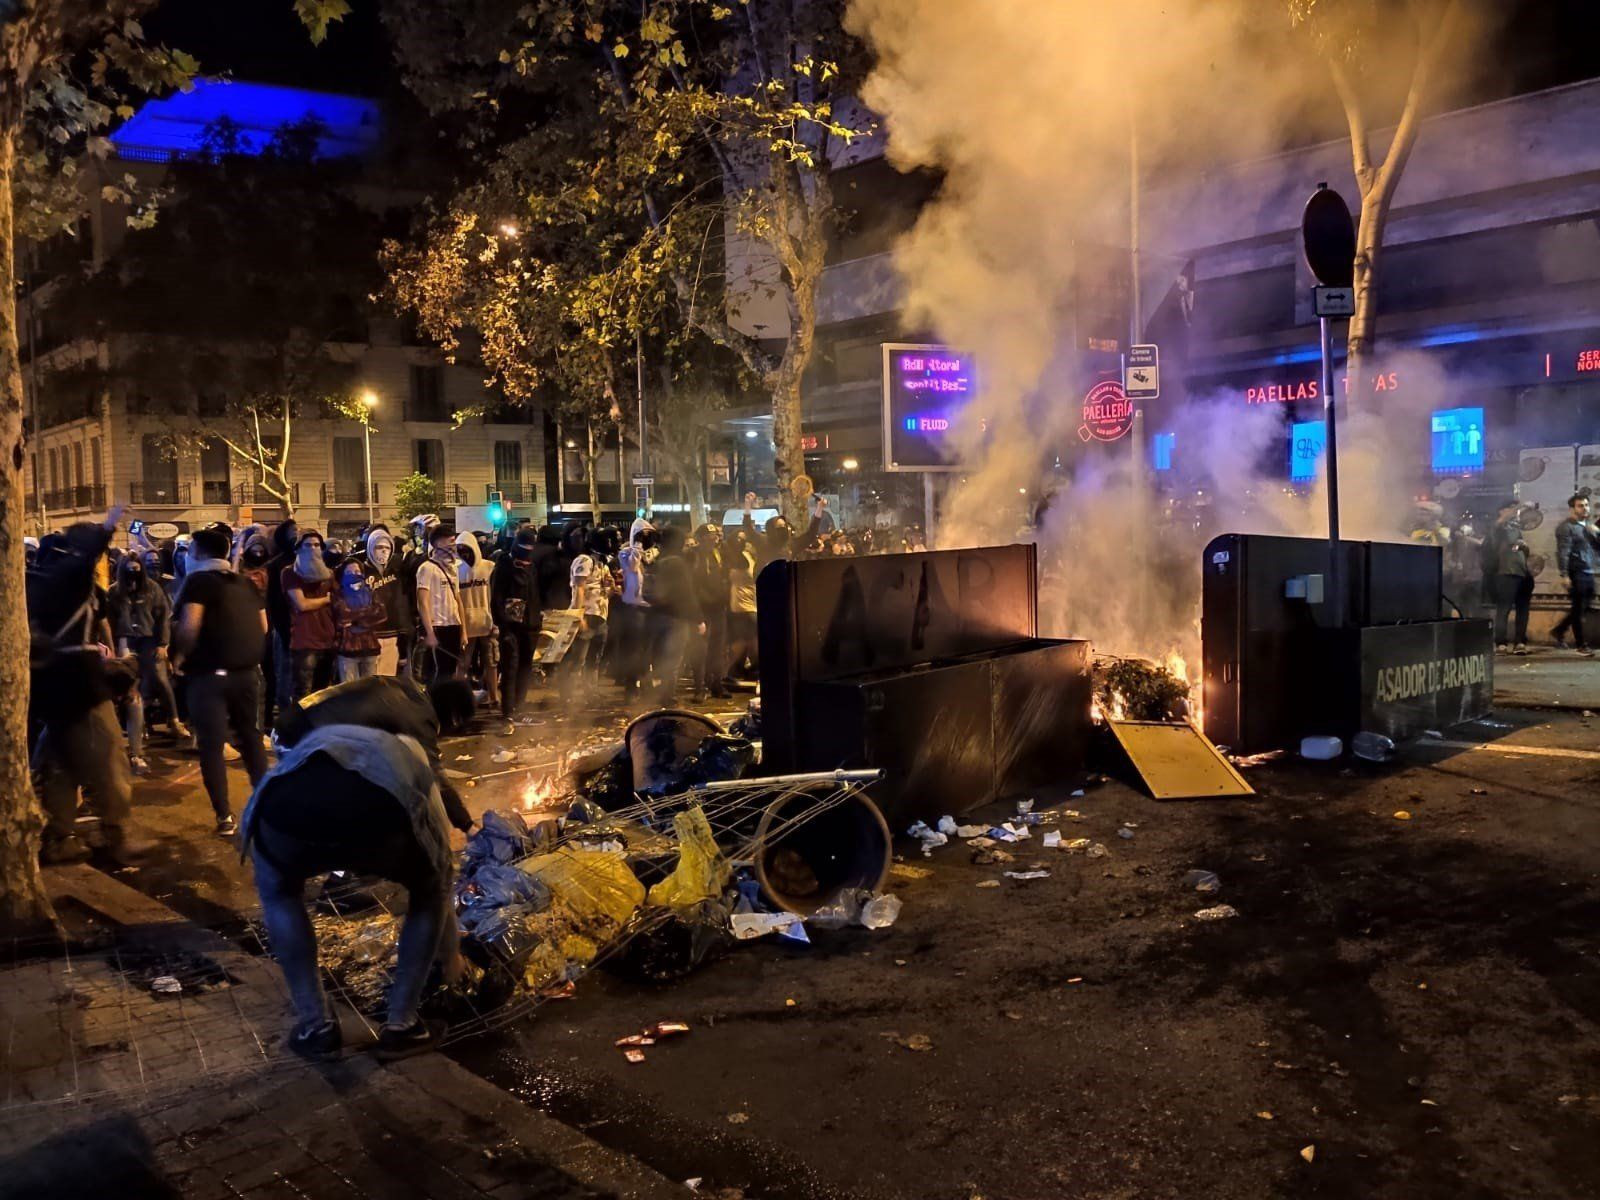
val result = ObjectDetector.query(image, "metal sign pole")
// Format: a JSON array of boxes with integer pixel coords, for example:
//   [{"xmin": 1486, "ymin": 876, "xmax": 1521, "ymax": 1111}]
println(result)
[{"xmin": 1321, "ymin": 314, "xmax": 1343, "ymax": 628}]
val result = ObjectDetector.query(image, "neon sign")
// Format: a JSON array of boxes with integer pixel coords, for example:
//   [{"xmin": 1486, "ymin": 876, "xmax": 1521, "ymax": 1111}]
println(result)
[
  {"xmin": 1079, "ymin": 380, "xmax": 1134, "ymax": 442},
  {"xmin": 1431, "ymin": 407, "xmax": 1484, "ymax": 474},
  {"xmin": 1289, "ymin": 420, "xmax": 1326, "ymax": 483},
  {"xmin": 882, "ymin": 344, "xmax": 975, "ymax": 472},
  {"xmin": 1579, "ymin": 350, "xmax": 1600, "ymax": 373},
  {"xmin": 1244, "ymin": 371, "xmax": 1400, "ymax": 404}
]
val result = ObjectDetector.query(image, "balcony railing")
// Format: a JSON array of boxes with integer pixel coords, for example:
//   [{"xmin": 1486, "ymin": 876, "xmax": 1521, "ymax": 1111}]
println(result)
[
  {"xmin": 322, "ymin": 481, "xmax": 379, "ymax": 507},
  {"xmin": 411, "ymin": 481, "xmax": 465, "ymax": 510},
  {"xmin": 489, "ymin": 482, "xmax": 534, "ymax": 504},
  {"xmin": 42, "ymin": 485, "xmax": 107, "ymax": 512},
  {"xmin": 233, "ymin": 482, "xmax": 300, "ymax": 507},
  {"xmin": 129, "ymin": 481, "xmax": 190, "ymax": 507}
]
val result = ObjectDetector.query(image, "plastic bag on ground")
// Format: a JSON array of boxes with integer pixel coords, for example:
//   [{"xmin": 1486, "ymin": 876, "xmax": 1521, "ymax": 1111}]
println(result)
[
  {"xmin": 731, "ymin": 911, "xmax": 806, "ymax": 940},
  {"xmin": 647, "ymin": 807, "xmax": 731, "ymax": 909},
  {"xmin": 860, "ymin": 893, "xmax": 902, "ymax": 929},
  {"xmin": 464, "ymin": 810, "xmax": 534, "ymax": 866}
]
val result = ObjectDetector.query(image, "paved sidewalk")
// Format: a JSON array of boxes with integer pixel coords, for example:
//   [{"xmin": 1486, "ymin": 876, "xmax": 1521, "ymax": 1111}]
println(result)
[
  {"xmin": 1494, "ymin": 646, "xmax": 1600, "ymax": 710},
  {"xmin": 0, "ymin": 867, "xmax": 685, "ymax": 1200}
]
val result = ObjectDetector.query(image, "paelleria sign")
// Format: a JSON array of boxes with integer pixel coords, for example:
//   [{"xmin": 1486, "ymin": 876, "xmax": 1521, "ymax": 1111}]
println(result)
[{"xmin": 1079, "ymin": 379, "xmax": 1134, "ymax": 442}]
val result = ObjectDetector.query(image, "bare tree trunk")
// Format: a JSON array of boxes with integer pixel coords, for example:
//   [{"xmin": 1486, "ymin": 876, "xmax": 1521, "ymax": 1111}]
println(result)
[
  {"xmin": 584, "ymin": 419, "xmax": 600, "ymax": 522},
  {"xmin": 0, "ymin": 126, "xmax": 55, "ymax": 932},
  {"xmin": 771, "ymin": 263, "xmax": 820, "ymax": 530},
  {"xmin": 1331, "ymin": 0, "xmax": 1463, "ymax": 416}
]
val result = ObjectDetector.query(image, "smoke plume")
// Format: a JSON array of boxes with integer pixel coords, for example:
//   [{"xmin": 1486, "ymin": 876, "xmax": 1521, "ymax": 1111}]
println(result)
[{"xmin": 846, "ymin": 0, "xmax": 1495, "ymax": 658}]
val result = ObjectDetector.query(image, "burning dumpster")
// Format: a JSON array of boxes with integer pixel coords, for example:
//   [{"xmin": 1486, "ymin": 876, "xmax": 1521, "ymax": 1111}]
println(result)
[{"xmin": 757, "ymin": 543, "xmax": 1094, "ymax": 824}]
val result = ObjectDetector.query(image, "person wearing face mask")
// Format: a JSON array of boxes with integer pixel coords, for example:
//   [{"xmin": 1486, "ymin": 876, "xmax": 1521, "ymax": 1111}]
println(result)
[
  {"xmin": 491, "ymin": 528, "xmax": 542, "ymax": 724},
  {"xmin": 331, "ymin": 559, "xmax": 387, "ymax": 681},
  {"xmin": 415, "ymin": 525, "xmax": 465, "ymax": 685},
  {"xmin": 361, "ymin": 525, "xmax": 404, "ymax": 676},
  {"xmin": 110, "ymin": 552, "xmax": 188, "ymax": 766},
  {"xmin": 455, "ymin": 529, "xmax": 497, "ymax": 707},
  {"xmin": 282, "ymin": 529, "xmax": 338, "ymax": 701}
]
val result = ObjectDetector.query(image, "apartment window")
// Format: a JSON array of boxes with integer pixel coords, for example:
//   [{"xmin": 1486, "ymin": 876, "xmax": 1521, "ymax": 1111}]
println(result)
[
  {"xmin": 332, "ymin": 436, "xmax": 368, "ymax": 503},
  {"xmin": 141, "ymin": 434, "xmax": 179, "ymax": 501},
  {"xmin": 414, "ymin": 438, "xmax": 445, "ymax": 480},
  {"xmin": 200, "ymin": 438, "xmax": 231, "ymax": 504},
  {"xmin": 72, "ymin": 444, "xmax": 84, "ymax": 490},
  {"xmin": 48, "ymin": 448, "xmax": 58, "ymax": 493},
  {"xmin": 198, "ymin": 392, "xmax": 228, "ymax": 419},
  {"xmin": 407, "ymin": 364, "xmax": 449, "ymax": 422},
  {"xmin": 493, "ymin": 441, "xmax": 522, "ymax": 484},
  {"xmin": 90, "ymin": 437, "xmax": 102, "ymax": 486}
]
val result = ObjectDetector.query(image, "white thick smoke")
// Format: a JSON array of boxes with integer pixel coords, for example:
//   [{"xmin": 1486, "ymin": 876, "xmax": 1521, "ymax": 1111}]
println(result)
[{"xmin": 846, "ymin": 0, "xmax": 1494, "ymax": 657}]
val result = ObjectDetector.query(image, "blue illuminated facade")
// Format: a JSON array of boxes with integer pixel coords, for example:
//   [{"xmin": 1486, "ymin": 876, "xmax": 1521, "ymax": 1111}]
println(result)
[{"xmin": 110, "ymin": 79, "xmax": 380, "ymax": 162}]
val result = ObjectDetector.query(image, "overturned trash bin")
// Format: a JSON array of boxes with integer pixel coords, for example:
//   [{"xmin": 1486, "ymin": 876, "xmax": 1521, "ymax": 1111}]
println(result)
[
  {"xmin": 747, "ymin": 772, "xmax": 891, "ymax": 916},
  {"xmin": 626, "ymin": 709, "xmax": 724, "ymax": 794}
]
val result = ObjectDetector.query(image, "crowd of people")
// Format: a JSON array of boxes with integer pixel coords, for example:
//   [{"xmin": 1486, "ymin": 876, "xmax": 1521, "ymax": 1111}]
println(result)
[{"xmin": 21, "ymin": 489, "xmax": 929, "ymax": 869}]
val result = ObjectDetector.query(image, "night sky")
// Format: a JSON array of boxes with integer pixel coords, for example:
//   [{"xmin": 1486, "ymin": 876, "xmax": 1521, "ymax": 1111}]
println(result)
[{"xmin": 144, "ymin": 0, "xmax": 1595, "ymax": 138}]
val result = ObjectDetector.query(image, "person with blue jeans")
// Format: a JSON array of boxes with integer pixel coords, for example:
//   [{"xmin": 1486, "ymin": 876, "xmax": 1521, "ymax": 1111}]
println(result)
[
  {"xmin": 1552, "ymin": 492, "xmax": 1599, "ymax": 656},
  {"xmin": 246, "ymin": 678, "xmax": 476, "ymax": 1060}
]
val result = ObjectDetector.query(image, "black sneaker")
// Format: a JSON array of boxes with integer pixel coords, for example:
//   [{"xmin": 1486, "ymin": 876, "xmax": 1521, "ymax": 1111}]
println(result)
[
  {"xmin": 215, "ymin": 814, "xmax": 237, "ymax": 837},
  {"xmin": 287, "ymin": 1019, "xmax": 341, "ymax": 1063},
  {"xmin": 375, "ymin": 1019, "xmax": 442, "ymax": 1061}
]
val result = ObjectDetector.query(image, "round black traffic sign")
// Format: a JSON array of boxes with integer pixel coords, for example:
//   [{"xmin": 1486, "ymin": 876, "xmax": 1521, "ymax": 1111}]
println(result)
[{"xmin": 1302, "ymin": 184, "xmax": 1356, "ymax": 288}]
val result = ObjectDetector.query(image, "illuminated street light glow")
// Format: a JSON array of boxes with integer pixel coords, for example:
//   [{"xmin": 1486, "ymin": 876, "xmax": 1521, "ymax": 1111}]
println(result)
[
  {"xmin": 842, "ymin": 457, "xmax": 859, "ymax": 470},
  {"xmin": 359, "ymin": 388, "xmax": 379, "ymax": 408}
]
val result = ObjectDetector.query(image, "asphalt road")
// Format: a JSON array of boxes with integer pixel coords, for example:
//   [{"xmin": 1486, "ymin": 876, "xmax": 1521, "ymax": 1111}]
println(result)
[
  {"xmin": 454, "ymin": 708, "xmax": 1600, "ymax": 1200},
  {"xmin": 113, "ymin": 695, "xmax": 1600, "ymax": 1199}
]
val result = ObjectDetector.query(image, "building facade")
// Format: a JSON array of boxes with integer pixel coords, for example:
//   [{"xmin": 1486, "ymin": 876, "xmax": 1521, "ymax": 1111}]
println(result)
[{"xmin": 20, "ymin": 81, "xmax": 549, "ymax": 542}]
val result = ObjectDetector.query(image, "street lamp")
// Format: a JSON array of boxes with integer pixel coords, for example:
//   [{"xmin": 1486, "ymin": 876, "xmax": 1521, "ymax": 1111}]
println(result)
[{"xmin": 359, "ymin": 388, "xmax": 379, "ymax": 523}]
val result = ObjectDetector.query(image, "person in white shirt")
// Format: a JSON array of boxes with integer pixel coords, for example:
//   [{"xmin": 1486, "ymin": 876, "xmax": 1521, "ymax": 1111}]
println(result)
[
  {"xmin": 564, "ymin": 537, "xmax": 613, "ymax": 700},
  {"xmin": 455, "ymin": 529, "xmax": 498, "ymax": 706},
  {"xmin": 415, "ymin": 525, "xmax": 465, "ymax": 685}
]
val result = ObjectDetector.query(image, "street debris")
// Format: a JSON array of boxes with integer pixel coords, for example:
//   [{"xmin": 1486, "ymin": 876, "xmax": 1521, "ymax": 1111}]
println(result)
[
  {"xmin": 1393, "ymin": 810, "xmax": 1413, "ymax": 821},
  {"xmin": 731, "ymin": 911, "xmax": 807, "ymax": 942},
  {"xmin": 149, "ymin": 975, "xmax": 182, "ymax": 995},
  {"xmin": 1300, "ymin": 1146, "xmax": 1316, "ymax": 1164},
  {"xmin": 1351, "ymin": 731, "xmax": 1395, "ymax": 762},
  {"xmin": 1042, "ymin": 830, "xmax": 1062, "ymax": 849},
  {"xmin": 1016, "ymin": 799, "xmax": 1035, "ymax": 815},
  {"xmin": 727, "ymin": 1111, "xmax": 749, "ymax": 1124},
  {"xmin": 892, "ymin": 1032, "xmax": 933, "ymax": 1052},
  {"xmin": 1086, "ymin": 842, "xmax": 1109, "ymax": 858},
  {"xmin": 954, "ymin": 824, "xmax": 989, "ymax": 839},
  {"xmin": 1184, "ymin": 870, "xmax": 1221, "ymax": 894},
  {"xmin": 623, "ymin": 1048, "xmax": 647, "ymax": 1064},
  {"xmin": 810, "ymin": 889, "xmax": 903, "ymax": 930},
  {"xmin": 490, "ymin": 748, "xmax": 517, "ymax": 764},
  {"xmin": 889, "ymin": 863, "xmax": 931, "ymax": 881},
  {"xmin": 1256, "ymin": 1111, "xmax": 1274, "ymax": 1120},
  {"xmin": 1004, "ymin": 869, "xmax": 1050, "ymax": 881},
  {"xmin": 1117, "ymin": 826, "xmax": 1135, "ymax": 840},
  {"xmin": 906, "ymin": 820, "xmax": 949, "ymax": 856},
  {"xmin": 1194, "ymin": 904, "xmax": 1240, "ymax": 922},
  {"xmin": 976, "ymin": 880, "xmax": 1001, "ymax": 889}
]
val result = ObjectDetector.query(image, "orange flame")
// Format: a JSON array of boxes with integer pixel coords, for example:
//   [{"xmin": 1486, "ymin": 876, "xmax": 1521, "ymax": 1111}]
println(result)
[{"xmin": 520, "ymin": 773, "xmax": 559, "ymax": 814}]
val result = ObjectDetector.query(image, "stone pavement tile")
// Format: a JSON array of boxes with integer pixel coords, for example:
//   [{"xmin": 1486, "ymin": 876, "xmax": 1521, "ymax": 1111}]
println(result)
[{"xmin": 281, "ymin": 1161, "xmax": 364, "ymax": 1199}]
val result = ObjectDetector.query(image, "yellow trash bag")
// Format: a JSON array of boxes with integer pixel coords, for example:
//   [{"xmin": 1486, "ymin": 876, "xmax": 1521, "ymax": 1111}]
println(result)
[
  {"xmin": 647, "ymin": 807, "xmax": 731, "ymax": 909},
  {"xmin": 524, "ymin": 845, "xmax": 646, "ymax": 931}
]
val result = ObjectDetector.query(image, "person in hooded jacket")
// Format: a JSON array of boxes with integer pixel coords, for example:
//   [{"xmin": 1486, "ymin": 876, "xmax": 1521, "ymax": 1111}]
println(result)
[
  {"xmin": 361, "ymin": 525, "xmax": 404, "ymax": 676},
  {"xmin": 398, "ymin": 514, "xmax": 439, "ymax": 679},
  {"xmin": 332, "ymin": 559, "xmax": 387, "ymax": 681},
  {"xmin": 643, "ymin": 525, "xmax": 703, "ymax": 705},
  {"xmin": 29, "ymin": 510, "xmax": 148, "ymax": 865},
  {"xmin": 282, "ymin": 529, "xmax": 338, "ymax": 700},
  {"xmin": 529, "ymin": 524, "xmax": 571, "ymax": 613},
  {"xmin": 610, "ymin": 520, "xmax": 654, "ymax": 693},
  {"xmin": 263, "ymin": 519, "xmax": 299, "ymax": 713},
  {"xmin": 491, "ymin": 528, "xmax": 542, "ymax": 723},
  {"xmin": 563, "ymin": 529, "xmax": 612, "ymax": 701},
  {"xmin": 110, "ymin": 552, "xmax": 188, "ymax": 759},
  {"xmin": 456, "ymin": 529, "xmax": 498, "ymax": 707}
]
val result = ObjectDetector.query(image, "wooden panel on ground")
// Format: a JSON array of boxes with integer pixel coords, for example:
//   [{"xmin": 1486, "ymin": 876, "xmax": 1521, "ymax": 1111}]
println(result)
[{"xmin": 1108, "ymin": 720, "xmax": 1256, "ymax": 800}]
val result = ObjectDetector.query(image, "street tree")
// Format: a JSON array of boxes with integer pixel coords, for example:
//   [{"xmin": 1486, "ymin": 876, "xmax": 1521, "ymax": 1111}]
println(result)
[
  {"xmin": 1291, "ymin": 0, "xmax": 1466, "ymax": 407},
  {"xmin": 48, "ymin": 116, "xmax": 381, "ymax": 520},
  {"xmin": 384, "ymin": 0, "xmax": 868, "ymax": 527},
  {"xmin": 0, "ymin": 0, "xmax": 348, "ymax": 931}
]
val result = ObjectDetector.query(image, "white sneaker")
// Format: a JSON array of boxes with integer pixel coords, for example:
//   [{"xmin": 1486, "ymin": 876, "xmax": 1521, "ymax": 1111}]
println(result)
[
  {"xmin": 223, "ymin": 743, "xmax": 241, "ymax": 762},
  {"xmin": 130, "ymin": 756, "xmax": 150, "ymax": 776}
]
